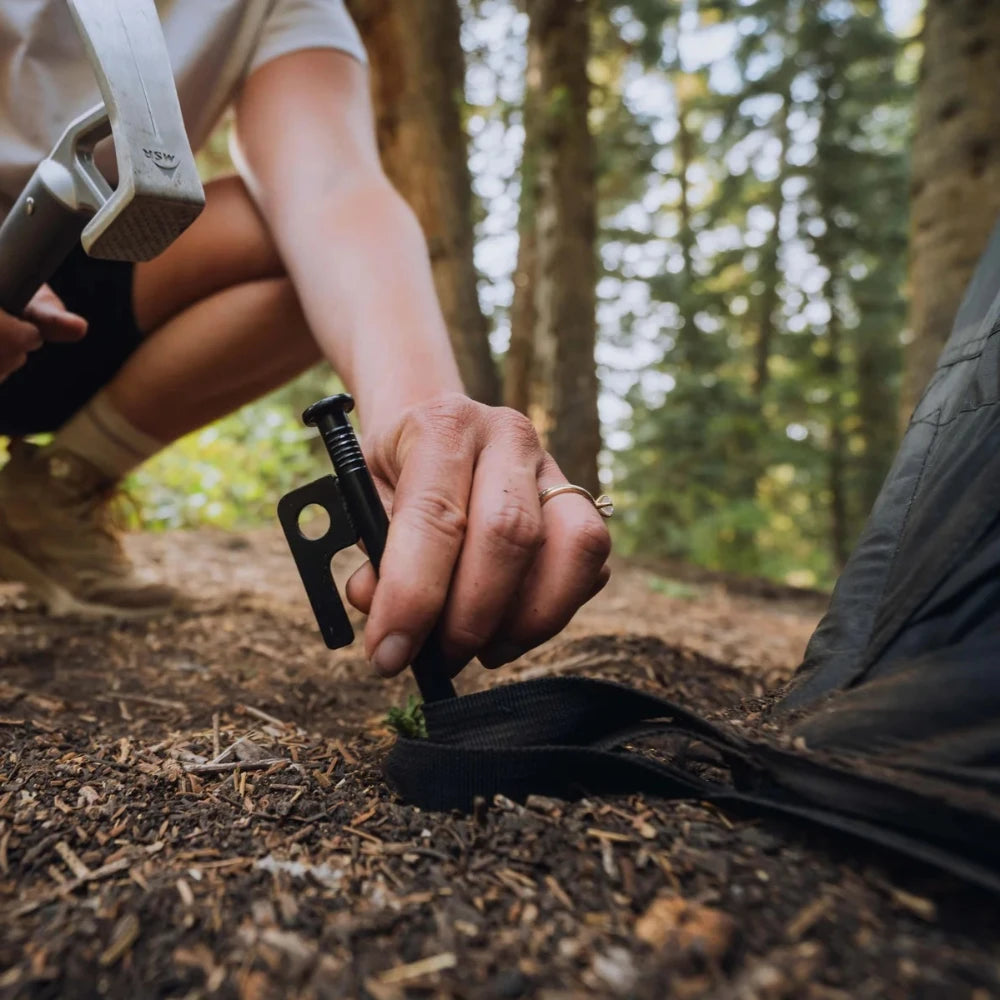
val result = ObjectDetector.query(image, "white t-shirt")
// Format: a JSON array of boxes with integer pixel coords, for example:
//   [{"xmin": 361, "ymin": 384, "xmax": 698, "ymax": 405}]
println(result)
[{"xmin": 0, "ymin": 0, "xmax": 366, "ymax": 218}]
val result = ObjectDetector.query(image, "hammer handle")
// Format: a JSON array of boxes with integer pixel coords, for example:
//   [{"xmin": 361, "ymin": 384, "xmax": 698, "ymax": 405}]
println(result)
[{"xmin": 0, "ymin": 168, "xmax": 89, "ymax": 316}]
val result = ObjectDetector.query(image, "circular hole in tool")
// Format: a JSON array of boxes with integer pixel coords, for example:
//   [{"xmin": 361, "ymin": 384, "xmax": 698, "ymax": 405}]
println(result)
[{"xmin": 298, "ymin": 503, "xmax": 331, "ymax": 541}]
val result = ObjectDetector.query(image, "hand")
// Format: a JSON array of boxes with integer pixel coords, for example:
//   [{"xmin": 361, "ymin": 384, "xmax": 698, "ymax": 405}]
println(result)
[
  {"xmin": 345, "ymin": 393, "xmax": 612, "ymax": 678},
  {"xmin": 0, "ymin": 285, "xmax": 87, "ymax": 383}
]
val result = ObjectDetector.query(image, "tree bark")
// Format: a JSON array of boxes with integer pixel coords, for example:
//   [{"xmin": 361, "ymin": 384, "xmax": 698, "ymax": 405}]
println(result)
[
  {"xmin": 528, "ymin": 0, "xmax": 601, "ymax": 495},
  {"xmin": 903, "ymin": 0, "xmax": 1000, "ymax": 419},
  {"xmin": 345, "ymin": 0, "xmax": 501, "ymax": 405},
  {"xmin": 675, "ymin": 101, "xmax": 698, "ymax": 365},
  {"xmin": 504, "ymin": 13, "xmax": 543, "ymax": 418},
  {"xmin": 754, "ymin": 96, "xmax": 790, "ymax": 396},
  {"xmin": 855, "ymin": 329, "xmax": 899, "ymax": 520},
  {"xmin": 826, "ymin": 307, "xmax": 850, "ymax": 571}
]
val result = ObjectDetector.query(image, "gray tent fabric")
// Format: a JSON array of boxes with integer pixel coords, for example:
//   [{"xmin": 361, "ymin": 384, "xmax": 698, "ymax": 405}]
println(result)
[{"xmin": 785, "ymin": 219, "xmax": 1000, "ymax": 728}]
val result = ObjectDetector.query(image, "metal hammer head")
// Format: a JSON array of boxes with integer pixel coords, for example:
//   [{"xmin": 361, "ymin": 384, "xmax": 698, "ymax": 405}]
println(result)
[{"xmin": 65, "ymin": 0, "xmax": 204, "ymax": 260}]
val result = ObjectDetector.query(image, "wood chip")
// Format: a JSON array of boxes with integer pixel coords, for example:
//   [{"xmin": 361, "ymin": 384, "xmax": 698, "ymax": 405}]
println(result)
[
  {"xmin": 635, "ymin": 895, "xmax": 737, "ymax": 963},
  {"xmin": 544, "ymin": 874, "xmax": 573, "ymax": 910},
  {"xmin": 176, "ymin": 878, "xmax": 195, "ymax": 906},
  {"xmin": 377, "ymin": 952, "xmax": 457, "ymax": 985},
  {"xmin": 98, "ymin": 913, "xmax": 141, "ymax": 967},
  {"xmin": 586, "ymin": 828, "xmax": 634, "ymax": 844},
  {"xmin": 344, "ymin": 825, "xmax": 383, "ymax": 846},
  {"xmin": 54, "ymin": 841, "xmax": 91, "ymax": 880},
  {"xmin": 786, "ymin": 896, "xmax": 833, "ymax": 941},
  {"xmin": 888, "ymin": 885, "xmax": 937, "ymax": 922},
  {"xmin": 96, "ymin": 693, "xmax": 185, "ymax": 711}
]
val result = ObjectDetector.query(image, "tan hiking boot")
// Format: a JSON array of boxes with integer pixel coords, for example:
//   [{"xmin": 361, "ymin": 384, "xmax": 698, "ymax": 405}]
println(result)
[{"xmin": 0, "ymin": 440, "xmax": 180, "ymax": 618}]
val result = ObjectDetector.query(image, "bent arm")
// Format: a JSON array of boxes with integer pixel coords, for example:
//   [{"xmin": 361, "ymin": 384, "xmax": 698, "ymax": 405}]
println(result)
[
  {"xmin": 233, "ymin": 49, "xmax": 463, "ymax": 423},
  {"xmin": 234, "ymin": 47, "xmax": 611, "ymax": 678}
]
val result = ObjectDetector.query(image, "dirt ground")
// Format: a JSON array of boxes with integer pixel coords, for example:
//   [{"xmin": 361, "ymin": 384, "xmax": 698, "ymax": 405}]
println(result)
[{"xmin": 1, "ymin": 528, "xmax": 998, "ymax": 999}]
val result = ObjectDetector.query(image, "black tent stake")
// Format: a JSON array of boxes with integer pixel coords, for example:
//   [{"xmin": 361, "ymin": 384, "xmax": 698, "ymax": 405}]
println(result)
[{"xmin": 278, "ymin": 394, "xmax": 456, "ymax": 703}]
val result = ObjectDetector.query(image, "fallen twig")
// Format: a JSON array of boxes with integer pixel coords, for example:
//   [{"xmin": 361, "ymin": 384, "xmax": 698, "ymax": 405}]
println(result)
[
  {"xmin": 183, "ymin": 758, "xmax": 289, "ymax": 774},
  {"xmin": 96, "ymin": 693, "xmax": 185, "ymax": 712},
  {"xmin": 377, "ymin": 952, "xmax": 457, "ymax": 985},
  {"xmin": 239, "ymin": 704, "xmax": 288, "ymax": 728},
  {"xmin": 13, "ymin": 857, "xmax": 133, "ymax": 917},
  {"xmin": 206, "ymin": 733, "xmax": 258, "ymax": 766}
]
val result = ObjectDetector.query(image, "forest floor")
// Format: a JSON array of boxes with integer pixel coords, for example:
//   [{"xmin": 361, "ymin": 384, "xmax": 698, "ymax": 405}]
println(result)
[{"xmin": 1, "ymin": 528, "xmax": 998, "ymax": 999}]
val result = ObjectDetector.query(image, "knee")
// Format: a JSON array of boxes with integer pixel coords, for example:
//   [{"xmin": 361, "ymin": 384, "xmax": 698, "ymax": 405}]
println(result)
[
  {"xmin": 134, "ymin": 173, "xmax": 288, "ymax": 332},
  {"xmin": 204, "ymin": 175, "xmax": 285, "ymax": 281}
]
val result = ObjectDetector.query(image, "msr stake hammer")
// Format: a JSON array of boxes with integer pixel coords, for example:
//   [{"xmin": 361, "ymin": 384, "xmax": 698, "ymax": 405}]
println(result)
[{"xmin": 0, "ymin": 0, "xmax": 205, "ymax": 314}]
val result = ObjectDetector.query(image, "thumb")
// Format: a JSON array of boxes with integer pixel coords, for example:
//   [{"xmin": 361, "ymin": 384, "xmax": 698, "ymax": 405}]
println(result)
[{"xmin": 23, "ymin": 285, "xmax": 87, "ymax": 343}]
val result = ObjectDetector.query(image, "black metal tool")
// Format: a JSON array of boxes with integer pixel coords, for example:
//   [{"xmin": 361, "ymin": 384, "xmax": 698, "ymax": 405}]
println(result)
[{"xmin": 278, "ymin": 394, "xmax": 457, "ymax": 703}]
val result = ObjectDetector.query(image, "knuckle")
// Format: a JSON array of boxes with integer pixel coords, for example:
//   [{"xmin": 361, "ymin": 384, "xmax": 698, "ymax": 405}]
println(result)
[
  {"xmin": 483, "ymin": 501, "xmax": 543, "ymax": 557},
  {"xmin": 397, "ymin": 394, "xmax": 477, "ymax": 460},
  {"xmin": 417, "ymin": 394, "xmax": 476, "ymax": 437},
  {"xmin": 495, "ymin": 407, "xmax": 541, "ymax": 449},
  {"xmin": 445, "ymin": 619, "xmax": 492, "ymax": 654},
  {"xmin": 574, "ymin": 518, "xmax": 613, "ymax": 566},
  {"xmin": 400, "ymin": 489, "xmax": 468, "ymax": 544},
  {"xmin": 527, "ymin": 606, "xmax": 572, "ymax": 644}
]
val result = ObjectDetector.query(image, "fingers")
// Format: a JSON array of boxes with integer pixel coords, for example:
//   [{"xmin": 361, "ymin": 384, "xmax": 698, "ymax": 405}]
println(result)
[
  {"xmin": 0, "ymin": 312, "xmax": 42, "ymax": 383},
  {"xmin": 363, "ymin": 396, "xmax": 477, "ymax": 676},
  {"xmin": 479, "ymin": 460, "xmax": 612, "ymax": 669},
  {"xmin": 433, "ymin": 410, "xmax": 545, "ymax": 668},
  {"xmin": 345, "ymin": 559, "xmax": 376, "ymax": 615},
  {"xmin": 23, "ymin": 285, "xmax": 88, "ymax": 343},
  {"xmin": 351, "ymin": 394, "xmax": 612, "ymax": 680}
]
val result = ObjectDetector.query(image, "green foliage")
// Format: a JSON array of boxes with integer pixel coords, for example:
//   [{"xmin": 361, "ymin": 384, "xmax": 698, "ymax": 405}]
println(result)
[
  {"xmin": 126, "ymin": 403, "xmax": 315, "ymax": 531},
  {"xmin": 127, "ymin": 368, "xmax": 342, "ymax": 531},
  {"xmin": 385, "ymin": 696, "xmax": 428, "ymax": 739},
  {"xmin": 609, "ymin": 0, "xmax": 911, "ymax": 588},
  {"xmin": 646, "ymin": 576, "xmax": 705, "ymax": 600},
  {"xmin": 122, "ymin": 118, "xmax": 337, "ymax": 532}
]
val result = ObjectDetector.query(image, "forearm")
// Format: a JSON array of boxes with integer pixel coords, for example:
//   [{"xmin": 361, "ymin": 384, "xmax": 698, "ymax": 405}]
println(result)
[{"xmin": 266, "ymin": 176, "xmax": 463, "ymax": 422}]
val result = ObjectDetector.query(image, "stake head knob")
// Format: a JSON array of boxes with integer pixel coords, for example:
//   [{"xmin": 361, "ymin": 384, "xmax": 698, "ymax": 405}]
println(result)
[{"xmin": 303, "ymin": 393, "xmax": 355, "ymax": 427}]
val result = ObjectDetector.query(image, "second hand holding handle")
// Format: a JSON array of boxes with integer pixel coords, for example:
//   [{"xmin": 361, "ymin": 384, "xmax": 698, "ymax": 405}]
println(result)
[{"xmin": 304, "ymin": 395, "xmax": 457, "ymax": 703}]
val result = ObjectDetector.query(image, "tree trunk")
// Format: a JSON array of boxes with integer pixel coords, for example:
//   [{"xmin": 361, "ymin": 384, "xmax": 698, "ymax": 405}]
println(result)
[
  {"xmin": 345, "ymin": 0, "xmax": 501, "ymax": 405},
  {"xmin": 504, "ymin": 14, "xmax": 543, "ymax": 418},
  {"xmin": 675, "ymin": 101, "xmax": 698, "ymax": 365},
  {"xmin": 903, "ymin": 0, "xmax": 1000, "ymax": 419},
  {"xmin": 529, "ymin": 0, "xmax": 601, "ymax": 494},
  {"xmin": 754, "ymin": 97, "xmax": 790, "ymax": 396},
  {"xmin": 827, "ymin": 309, "xmax": 850, "ymax": 571},
  {"xmin": 855, "ymin": 330, "xmax": 899, "ymax": 520}
]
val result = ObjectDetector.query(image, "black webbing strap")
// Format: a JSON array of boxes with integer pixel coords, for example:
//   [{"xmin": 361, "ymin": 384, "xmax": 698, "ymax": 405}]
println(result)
[{"xmin": 384, "ymin": 677, "xmax": 1000, "ymax": 894}]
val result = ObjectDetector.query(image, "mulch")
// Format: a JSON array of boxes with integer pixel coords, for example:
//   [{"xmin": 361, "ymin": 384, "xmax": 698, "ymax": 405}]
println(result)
[{"xmin": 1, "ymin": 529, "xmax": 997, "ymax": 999}]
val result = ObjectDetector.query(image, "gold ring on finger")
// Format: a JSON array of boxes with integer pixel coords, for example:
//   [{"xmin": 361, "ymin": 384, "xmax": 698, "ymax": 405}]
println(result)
[{"xmin": 538, "ymin": 484, "xmax": 614, "ymax": 519}]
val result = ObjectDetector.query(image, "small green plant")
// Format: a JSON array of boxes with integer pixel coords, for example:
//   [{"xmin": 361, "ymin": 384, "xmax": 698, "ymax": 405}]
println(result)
[
  {"xmin": 385, "ymin": 695, "xmax": 427, "ymax": 739},
  {"xmin": 647, "ymin": 576, "xmax": 705, "ymax": 600}
]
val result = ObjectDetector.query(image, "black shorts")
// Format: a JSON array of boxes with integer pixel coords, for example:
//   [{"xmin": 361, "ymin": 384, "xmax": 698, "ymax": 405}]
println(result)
[{"xmin": 0, "ymin": 246, "xmax": 143, "ymax": 435}]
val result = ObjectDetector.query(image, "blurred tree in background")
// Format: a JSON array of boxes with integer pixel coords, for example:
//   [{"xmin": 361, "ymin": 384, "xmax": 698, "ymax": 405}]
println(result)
[
  {"xmin": 903, "ymin": 0, "xmax": 1000, "ymax": 419},
  {"xmin": 124, "ymin": 0, "xmax": 1000, "ymax": 592},
  {"xmin": 346, "ymin": 0, "xmax": 501, "ymax": 404}
]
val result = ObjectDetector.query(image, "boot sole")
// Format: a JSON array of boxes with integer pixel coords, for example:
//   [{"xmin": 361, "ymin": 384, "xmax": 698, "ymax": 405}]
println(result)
[{"xmin": 0, "ymin": 542, "xmax": 174, "ymax": 620}]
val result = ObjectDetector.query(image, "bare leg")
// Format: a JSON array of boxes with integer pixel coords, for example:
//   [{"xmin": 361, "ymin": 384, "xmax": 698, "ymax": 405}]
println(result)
[
  {"xmin": 109, "ymin": 174, "xmax": 322, "ymax": 442},
  {"xmin": 0, "ymin": 175, "xmax": 322, "ymax": 617}
]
